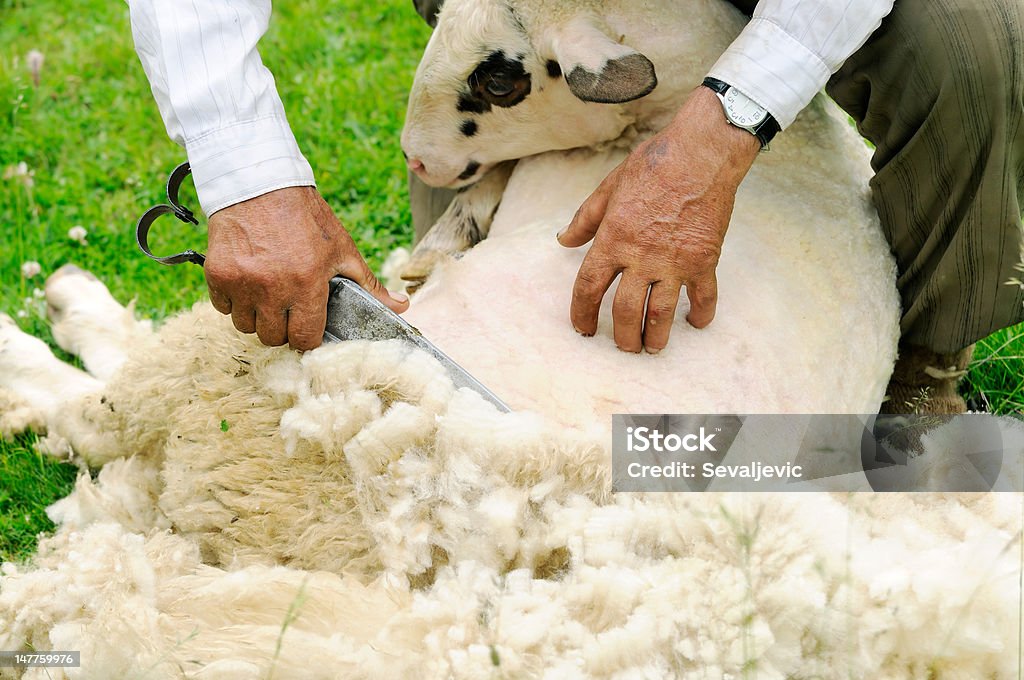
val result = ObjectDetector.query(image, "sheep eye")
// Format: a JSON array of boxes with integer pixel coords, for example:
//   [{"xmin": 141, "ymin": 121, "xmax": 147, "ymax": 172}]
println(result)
[
  {"xmin": 485, "ymin": 79, "xmax": 515, "ymax": 98},
  {"xmin": 462, "ymin": 51, "xmax": 533, "ymax": 111}
]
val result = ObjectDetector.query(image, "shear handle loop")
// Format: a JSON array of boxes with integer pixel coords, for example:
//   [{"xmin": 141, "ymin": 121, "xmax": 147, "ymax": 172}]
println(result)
[{"xmin": 134, "ymin": 162, "xmax": 206, "ymax": 267}]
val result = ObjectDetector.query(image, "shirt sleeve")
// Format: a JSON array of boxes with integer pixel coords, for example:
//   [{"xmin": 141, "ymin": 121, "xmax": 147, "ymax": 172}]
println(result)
[
  {"xmin": 126, "ymin": 0, "xmax": 315, "ymax": 216},
  {"xmin": 708, "ymin": 0, "xmax": 895, "ymax": 129}
]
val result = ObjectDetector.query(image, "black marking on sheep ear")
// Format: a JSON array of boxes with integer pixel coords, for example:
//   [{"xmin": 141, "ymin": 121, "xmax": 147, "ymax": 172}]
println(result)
[
  {"xmin": 458, "ymin": 50, "xmax": 532, "ymax": 114},
  {"xmin": 457, "ymin": 161, "xmax": 481, "ymax": 181},
  {"xmin": 460, "ymin": 120, "xmax": 478, "ymax": 137},
  {"xmin": 546, "ymin": 60, "xmax": 562, "ymax": 78},
  {"xmin": 565, "ymin": 53, "xmax": 657, "ymax": 104},
  {"xmin": 412, "ymin": 0, "xmax": 444, "ymax": 27}
]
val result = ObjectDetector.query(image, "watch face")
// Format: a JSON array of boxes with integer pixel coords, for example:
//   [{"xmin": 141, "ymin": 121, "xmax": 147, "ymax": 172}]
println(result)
[{"xmin": 723, "ymin": 88, "xmax": 768, "ymax": 127}]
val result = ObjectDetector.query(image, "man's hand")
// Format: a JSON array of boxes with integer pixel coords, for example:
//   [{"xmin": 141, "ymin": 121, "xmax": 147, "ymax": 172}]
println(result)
[
  {"xmin": 557, "ymin": 87, "xmax": 761, "ymax": 354},
  {"xmin": 205, "ymin": 186, "xmax": 408, "ymax": 351}
]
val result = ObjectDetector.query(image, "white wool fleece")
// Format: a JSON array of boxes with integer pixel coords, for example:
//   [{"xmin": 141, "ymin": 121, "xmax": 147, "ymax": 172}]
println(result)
[{"xmin": 0, "ymin": 305, "xmax": 1020, "ymax": 678}]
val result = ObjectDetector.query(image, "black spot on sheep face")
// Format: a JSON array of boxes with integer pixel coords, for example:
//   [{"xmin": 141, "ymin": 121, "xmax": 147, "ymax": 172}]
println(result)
[{"xmin": 457, "ymin": 160, "xmax": 481, "ymax": 181}]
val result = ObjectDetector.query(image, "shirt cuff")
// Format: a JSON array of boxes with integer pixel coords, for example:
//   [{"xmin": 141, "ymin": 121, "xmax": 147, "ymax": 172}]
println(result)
[
  {"xmin": 184, "ymin": 115, "xmax": 316, "ymax": 216},
  {"xmin": 707, "ymin": 17, "xmax": 832, "ymax": 130}
]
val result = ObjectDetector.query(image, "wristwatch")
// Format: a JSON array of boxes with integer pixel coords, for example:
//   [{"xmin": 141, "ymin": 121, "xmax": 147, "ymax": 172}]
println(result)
[{"xmin": 702, "ymin": 77, "xmax": 781, "ymax": 150}]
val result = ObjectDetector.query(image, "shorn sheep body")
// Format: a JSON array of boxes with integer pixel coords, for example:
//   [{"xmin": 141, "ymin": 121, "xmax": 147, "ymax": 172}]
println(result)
[{"xmin": 0, "ymin": 0, "xmax": 1020, "ymax": 677}]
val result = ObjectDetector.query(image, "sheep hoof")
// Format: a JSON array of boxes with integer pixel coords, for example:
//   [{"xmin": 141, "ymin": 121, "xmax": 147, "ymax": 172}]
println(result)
[{"xmin": 45, "ymin": 265, "xmax": 99, "ymax": 319}]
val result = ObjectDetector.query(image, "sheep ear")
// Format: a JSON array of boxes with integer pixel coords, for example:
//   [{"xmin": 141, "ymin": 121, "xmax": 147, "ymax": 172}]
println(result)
[
  {"xmin": 550, "ymin": 17, "xmax": 657, "ymax": 104},
  {"xmin": 412, "ymin": 0, "xmax": 444, "ymax": 28}
]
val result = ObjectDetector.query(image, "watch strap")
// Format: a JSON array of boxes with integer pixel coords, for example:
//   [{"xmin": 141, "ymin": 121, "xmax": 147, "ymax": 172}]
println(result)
[
  {"xmin": 702, "ymin": 76, "xmax": 730, "ymax": 96},
  {"xmin": 701, "ymin": 77, "xmax": 780, "ymax": 149}
]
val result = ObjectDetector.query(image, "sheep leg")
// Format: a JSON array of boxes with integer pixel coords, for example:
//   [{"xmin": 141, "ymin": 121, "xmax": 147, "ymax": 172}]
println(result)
[
  {"xmin": 401, "ymin": 160, "xmax": 516, "ymax": 291},
  {"xmin": 0, "ymin": 312, "xmax": 101, "ymax": 428},
  {"xmin": 0, "ymin": 312, "xmax": 125, "ymax": 461},
  {"xmin": 45, "ymin": 265, "xmax": 153, "ymax": 382}
]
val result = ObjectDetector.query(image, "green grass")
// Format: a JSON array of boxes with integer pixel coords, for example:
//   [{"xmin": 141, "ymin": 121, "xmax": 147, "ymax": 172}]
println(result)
[
  {"xmin": 964, "ymin": 324, "xmax": 1024, "ymax": 413},
  {"xmin": 0, "ymin": 0, "xmax": 1022, "ymax": 563},
  {"xmin": 0, "ymin": 435, "xmax": 78, "ymax": 562}
]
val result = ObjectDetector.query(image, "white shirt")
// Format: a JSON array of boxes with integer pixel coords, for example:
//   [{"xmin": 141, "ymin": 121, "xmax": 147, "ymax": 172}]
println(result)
[
  {"xmin": 126, "ymin": 0, "xmax": 894, "ymax": 216},
  {"xmin": 127, "ymin": 0, "xmax": 314, "ymax": 216},
  {"xmin": 708, "ymin": 0, "xmax": 895, "ymax": 129}
]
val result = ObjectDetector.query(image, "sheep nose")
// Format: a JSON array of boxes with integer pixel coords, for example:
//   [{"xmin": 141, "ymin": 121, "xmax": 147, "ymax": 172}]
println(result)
[{"xmin": 407, "ymin": 157, "xmax": 426, "ymax": 175}]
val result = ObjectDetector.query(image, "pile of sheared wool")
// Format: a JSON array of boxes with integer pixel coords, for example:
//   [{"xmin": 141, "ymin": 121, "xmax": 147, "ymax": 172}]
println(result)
[{"xmin": 0, "ymin": 307, "xmax": 1020, "ymax": 679}]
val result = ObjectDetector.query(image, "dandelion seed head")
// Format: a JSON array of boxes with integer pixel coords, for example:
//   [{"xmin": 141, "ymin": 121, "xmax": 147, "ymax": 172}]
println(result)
[
  {"xmin": 4, "ymin": 162, "xmax": 35, "ymax": 188},
  {"xmin": 26, "ymin": 50, "xmax": 44, "ymax": 71},
  {"xmin": 20, "ymin": 261, "xmax": 42, "ymax": 279},
  {"xmin": 26, "ymin": 50, "xmax": 44, "ymax": 86},
  {"xmin": 68, "ymin": 225, "xmax": 88, "ymax": 245}
]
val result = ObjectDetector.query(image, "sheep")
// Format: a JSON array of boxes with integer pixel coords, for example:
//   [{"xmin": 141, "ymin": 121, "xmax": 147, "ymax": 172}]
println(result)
[
  {"xmin": 0, "ymin": 269, "xmax": 1021, "ymax": 678},
  {"xmin": 1, "ymin": 0, "xmax": 1014, "ymax": 675}
]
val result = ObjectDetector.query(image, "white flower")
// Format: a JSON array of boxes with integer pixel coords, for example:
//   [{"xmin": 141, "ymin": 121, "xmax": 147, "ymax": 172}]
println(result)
[
  {"xmin": 3, "ymin": 162, "xmax": 26, "ymax": 180},
  {"xmin": 68, "ymin": 225, "xmax": 88, "ymax": 245},
  {"xmin": 32, "ymin": 288, "xmax": 44, "ymax": 299},
  {"xmin": 26, "ymin": 50, "xmax": 44, "ymax": 86},
  {"xmin": 20, "ymin": 261, "xmax": 41, "ymax": 279},
  {"xmin": 16, "ymin": 310, "xmax": 28, "ymax": 319},
  {"xmin": 3, "ymin": 162, "xmax": 34, "ymax": 188}
]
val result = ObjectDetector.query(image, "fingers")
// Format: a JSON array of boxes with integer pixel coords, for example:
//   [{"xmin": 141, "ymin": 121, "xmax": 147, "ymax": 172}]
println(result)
[
  {"xmin": 557, "ymin": 170, "xmax": 615, "ymax": 248},
  {"xmin": 208, "ymin": 283, "xmax": 232, "ymax": 315},
  {"xmin": 684, "ymin": 271, "xmax": 718, "ymax": 329},
  {"xmin": 286, "ymin": 279, "xmax": 330, "ymax": 351},
  {"xmin": 223, "ymin": 296, "xmax": 324, "ymax": 350},
  {"xmin": 612, "ymin": 274, "xmax": 651, "ymax": 353},
  {"xmin": 570, "ymin": 252, "xmax": 619, "ymax": 337},
  {"xmin": 255, "ymin": 308, "xmax": 288, "ymax": 347},
  {"xmin": 643, "ymin": 280, "xmax": 682, "ymax": 354},
  {"xmin": 230, "ymin": 305, "xmax": 256, "ymax": 335},
  {"xmin": 339, "ymin": 254, "xmax": 410, "ymax": 314},
  {"xmin": 210, "ymin": 272, "xmax": 288, "ymax": 347}
]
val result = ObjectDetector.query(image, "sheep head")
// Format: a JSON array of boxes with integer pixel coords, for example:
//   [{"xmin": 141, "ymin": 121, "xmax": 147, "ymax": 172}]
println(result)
[{"xmin": 401, "ymin": 0, "xmax": 657, "ymax": 189}]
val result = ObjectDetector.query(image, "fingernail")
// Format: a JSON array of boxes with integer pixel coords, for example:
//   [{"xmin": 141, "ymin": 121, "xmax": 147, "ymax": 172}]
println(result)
[
  {"xmin": 390, "ymin": 291, "xmax": 409, "ymax": 304},
  {"xmin": 556, "ymin": 228, "xmax": 567, "ymax": 240},
  {"xmin": 645, "ymin": 347, "xmax": 660, "ymax": 355}
]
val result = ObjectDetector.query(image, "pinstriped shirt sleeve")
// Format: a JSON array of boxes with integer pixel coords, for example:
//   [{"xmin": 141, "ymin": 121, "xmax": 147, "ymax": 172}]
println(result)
[
  {"xmin": 126, "ymin": 0, "xmax": 314, "ymax": 216},
  {"xmin": 708, "ymin": 0, "xmax": 895, "ymax": 129}
]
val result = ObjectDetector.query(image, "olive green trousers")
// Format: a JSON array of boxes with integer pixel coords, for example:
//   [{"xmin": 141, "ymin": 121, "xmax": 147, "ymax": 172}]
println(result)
[{"xmin": 410, "ymin": 0, "xmax": 1024, "ymax": 353}]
